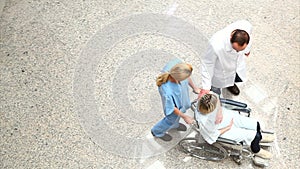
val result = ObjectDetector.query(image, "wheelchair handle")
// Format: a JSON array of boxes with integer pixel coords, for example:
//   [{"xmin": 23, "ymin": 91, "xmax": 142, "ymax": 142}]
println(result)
[
  {"xmin": 192, "ymin": 98, "xmax": 248, "ymax": 111},
  {"xmin": 220, "ymin": 98, "xmax": 247, "ymax": 108},
  {"xmin": 191, "ymin": 122, "xmax": 201, "ymax": 133}
]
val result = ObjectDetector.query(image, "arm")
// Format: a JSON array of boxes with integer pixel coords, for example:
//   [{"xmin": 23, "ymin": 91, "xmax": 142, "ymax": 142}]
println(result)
[
  {"xmin": 198, "ymin": 89, "xmax": 210, "ymax": 99},
  {"xmin": 199, "ymin": 43, "xmax": 218, "ymax": 98},
  {"xmin": 215, "ymin": 104, "xmax": 223, "ymax": 124},
  {"xmin": 197, "ymin": 112, "xmax": 221, "ymax": 144},
  {"xmin": 218, "ymin": 118, "xmax": 233, "ymax": 134},
  {"xmin": 174, "ymin": 107, "xmax": 194, "ymax": 124},
  {"xmin": 201, "ymin": 43, "xmax": 216, "ymax": 90},
  {"xmin": 188, "ymin": 77, "xmax": 200, "ymax": 94},
  {"xmin": 243, "ymin": 36, "xmax": 252, "ymax": 57}
]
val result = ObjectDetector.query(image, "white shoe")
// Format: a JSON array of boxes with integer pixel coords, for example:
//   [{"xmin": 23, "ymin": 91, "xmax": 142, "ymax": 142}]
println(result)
[
  {"xmin": 253, "ymin": 156, "xmax": 269, "ymax": 167},
  {"xmin": 261, "ymin": 133, "xmax": 275, "ymax": 143},
  {"xmin": 255, "ymin": 149, "xmax": 273, "ymax": 159},
  {"xmin": 259, "ymin": 142, "xmax": 272, "ymax": 147}
]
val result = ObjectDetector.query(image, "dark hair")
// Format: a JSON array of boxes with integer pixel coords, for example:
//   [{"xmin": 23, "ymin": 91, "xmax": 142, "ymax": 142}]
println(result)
[{"xmin": 230, "ymin": 29, "xmax": 250, "ymax": 46}]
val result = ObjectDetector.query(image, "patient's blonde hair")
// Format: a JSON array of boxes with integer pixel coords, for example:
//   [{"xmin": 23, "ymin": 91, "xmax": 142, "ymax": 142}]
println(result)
[
  {"xmin": 198, "ymin": 93, "xmax": 218, "ymax": 114},
  {"xmin": 156, "ymin": 63, "xmax": 193, "ymax": 87}
]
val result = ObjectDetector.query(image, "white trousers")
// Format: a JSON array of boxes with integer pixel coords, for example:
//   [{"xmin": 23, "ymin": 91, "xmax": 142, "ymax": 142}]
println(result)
[{"xmin": 217, "ymin": 109, "xmax": 257, "ymax": 145}]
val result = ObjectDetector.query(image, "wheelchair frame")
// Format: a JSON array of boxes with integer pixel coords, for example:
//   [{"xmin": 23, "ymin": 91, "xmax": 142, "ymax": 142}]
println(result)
[{"xmin": 179, "ymin": 98, "xmax": 271, "ymax": 167}]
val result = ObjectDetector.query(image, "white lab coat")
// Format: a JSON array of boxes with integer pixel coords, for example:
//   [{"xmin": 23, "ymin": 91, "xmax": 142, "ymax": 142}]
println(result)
[{"xmin": 201, "ymin": 20, "xmax": 253, "ymax": 89}]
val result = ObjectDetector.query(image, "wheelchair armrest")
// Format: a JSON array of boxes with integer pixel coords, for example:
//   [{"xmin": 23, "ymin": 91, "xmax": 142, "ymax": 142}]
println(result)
[
  {"xmin": 232, "ymin": 108, "xmax": 251, "ymax": 113},
  {"xmin": 217, "ymin": 137, "xmax": 239, "ymax": 145},
  {"xmin": 232, "ymin": 108, "xmax": 251, "ymax": 117},
  {"xmin": 192, "ymin": 99, "xmax": 249, "ymax": 112},
  {"xmin": 220, "ymin": 98, "xmax": 247, "ymax": 108}
]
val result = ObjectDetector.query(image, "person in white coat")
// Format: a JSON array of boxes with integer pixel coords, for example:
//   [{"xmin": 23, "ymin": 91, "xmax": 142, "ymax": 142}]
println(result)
[
  {"xmin": 199, "ymin": 20, "xmax": 253, "ymax": 97},
  {"xmin": 195, "ymin": 93, "xmax": 274, "ymax": 159}
]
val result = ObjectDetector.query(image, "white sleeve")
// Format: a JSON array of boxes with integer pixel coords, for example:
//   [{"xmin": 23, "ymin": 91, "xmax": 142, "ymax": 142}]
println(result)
[
  {"xmin": 243, "ymin": 34, "xmax": 252, "ymax": 54},
  {"xmin": 196, "ymin": 108, "xmax": 221, "ymax": 144},
  {"xmin": 201, "ymin": 43, "xmax": 217, "ymax": 90},
  {"xmin": 201, "ymin": 116, "xmax": 221, "ymax": 144}
]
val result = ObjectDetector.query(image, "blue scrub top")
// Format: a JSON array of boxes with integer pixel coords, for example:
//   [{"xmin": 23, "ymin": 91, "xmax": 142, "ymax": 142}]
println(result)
[
  {"xmin": 159, "ymin": 80, "xmax": 182, "ymax": 116},
  {"xmin": 159, "ymin": 58, "xmax": 191, "ymax": 115}
]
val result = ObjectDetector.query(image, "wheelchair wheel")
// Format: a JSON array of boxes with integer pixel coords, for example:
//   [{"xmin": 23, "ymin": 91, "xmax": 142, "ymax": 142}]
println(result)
[{"xmin": 179, "ymin": 138, "xmax": 227, "ymax": 161}]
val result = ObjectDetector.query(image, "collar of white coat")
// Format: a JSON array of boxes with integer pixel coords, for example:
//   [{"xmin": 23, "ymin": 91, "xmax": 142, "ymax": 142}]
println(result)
[{"xmin": 225, "ymin": 33, "xmax": 235, "ymax": 53}]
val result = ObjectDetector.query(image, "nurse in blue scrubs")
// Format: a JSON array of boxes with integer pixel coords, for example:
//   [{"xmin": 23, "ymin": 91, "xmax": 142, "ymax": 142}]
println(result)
[{"xmin": 151, "ymin": 61, "xmax": 195, "ymax": 141}]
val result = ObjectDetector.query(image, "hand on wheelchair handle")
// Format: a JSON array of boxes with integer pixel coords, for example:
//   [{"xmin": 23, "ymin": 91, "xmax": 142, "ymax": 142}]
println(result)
[
  {"xmin": 183, "ymin": 115, "xmax": 194, "ymax": 124},
  {"xmin": 191, "ymin": 120, "xmax": 197, "ymax": 126},
  {"xmin": 198, "ymin": 89, "xmax": 210, "ymax": 99},
  {"xmin": 190, "ymin": 121, "xmax": 201, "ymax": 132}
]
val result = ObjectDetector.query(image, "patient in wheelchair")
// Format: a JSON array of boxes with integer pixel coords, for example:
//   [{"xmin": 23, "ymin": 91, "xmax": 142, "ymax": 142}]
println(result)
[{"xmin": 196, "ymin": 93, "xmax": 274, "ymax": 159}]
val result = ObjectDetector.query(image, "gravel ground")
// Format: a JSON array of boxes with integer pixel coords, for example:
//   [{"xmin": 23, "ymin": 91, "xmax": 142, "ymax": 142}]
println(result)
[{"xmin": 1, "ymin": 0, "xmax": 299, "ymax": 168}]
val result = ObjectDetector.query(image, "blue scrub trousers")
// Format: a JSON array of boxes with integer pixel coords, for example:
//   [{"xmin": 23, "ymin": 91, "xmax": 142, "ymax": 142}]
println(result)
[{"xmin": 151, "ymin": 113, "xmax": 180, "ymax": 137}]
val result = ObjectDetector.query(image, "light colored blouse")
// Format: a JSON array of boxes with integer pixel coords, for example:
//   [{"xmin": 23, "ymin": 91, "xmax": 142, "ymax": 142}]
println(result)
[{"xmin": 195, "ymin": 96, "xmax": 257, "ymax": 145}]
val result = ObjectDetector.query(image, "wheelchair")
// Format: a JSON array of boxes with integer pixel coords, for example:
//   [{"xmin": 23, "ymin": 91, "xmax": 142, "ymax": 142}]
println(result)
[{"xmin": 179, "ymin": 98, "xmax": 273, "ymax": 167}]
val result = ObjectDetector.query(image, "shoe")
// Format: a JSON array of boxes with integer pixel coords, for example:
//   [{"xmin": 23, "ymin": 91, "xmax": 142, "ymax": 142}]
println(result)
[
  {"xmin": 261, "ymin": 133, "xmax": 275, "ymax": 143},
  {"xmin": 227, "ymin": 84, "xmax": 240, "ymax": 95},
  {"xmin": 176, "ymin": 123, "xmax": 187, "ymax": 131},
  {"xmin": 253, "ymin": 156, "xmax": 269, "ymax": 167},
  {"xmin": 151, "ymin": 131, "xmax": 172, "ymax": 141},
  {"xmin": 255, "ymin": 149, "xmax": 273, "ymax": 159},
  {"xmin": 259, "ymin": 142, "xmax": 272, "ymax": 147}
]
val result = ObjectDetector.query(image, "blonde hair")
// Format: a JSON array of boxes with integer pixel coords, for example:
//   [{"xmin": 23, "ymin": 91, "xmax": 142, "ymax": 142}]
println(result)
[
  {"xmin": 156, "ymin": 63, "xmax": 193, "ymax": 87},
  {"xmin": 198, "ymin": 93, "xmax": 218, "ymax": 114}
]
